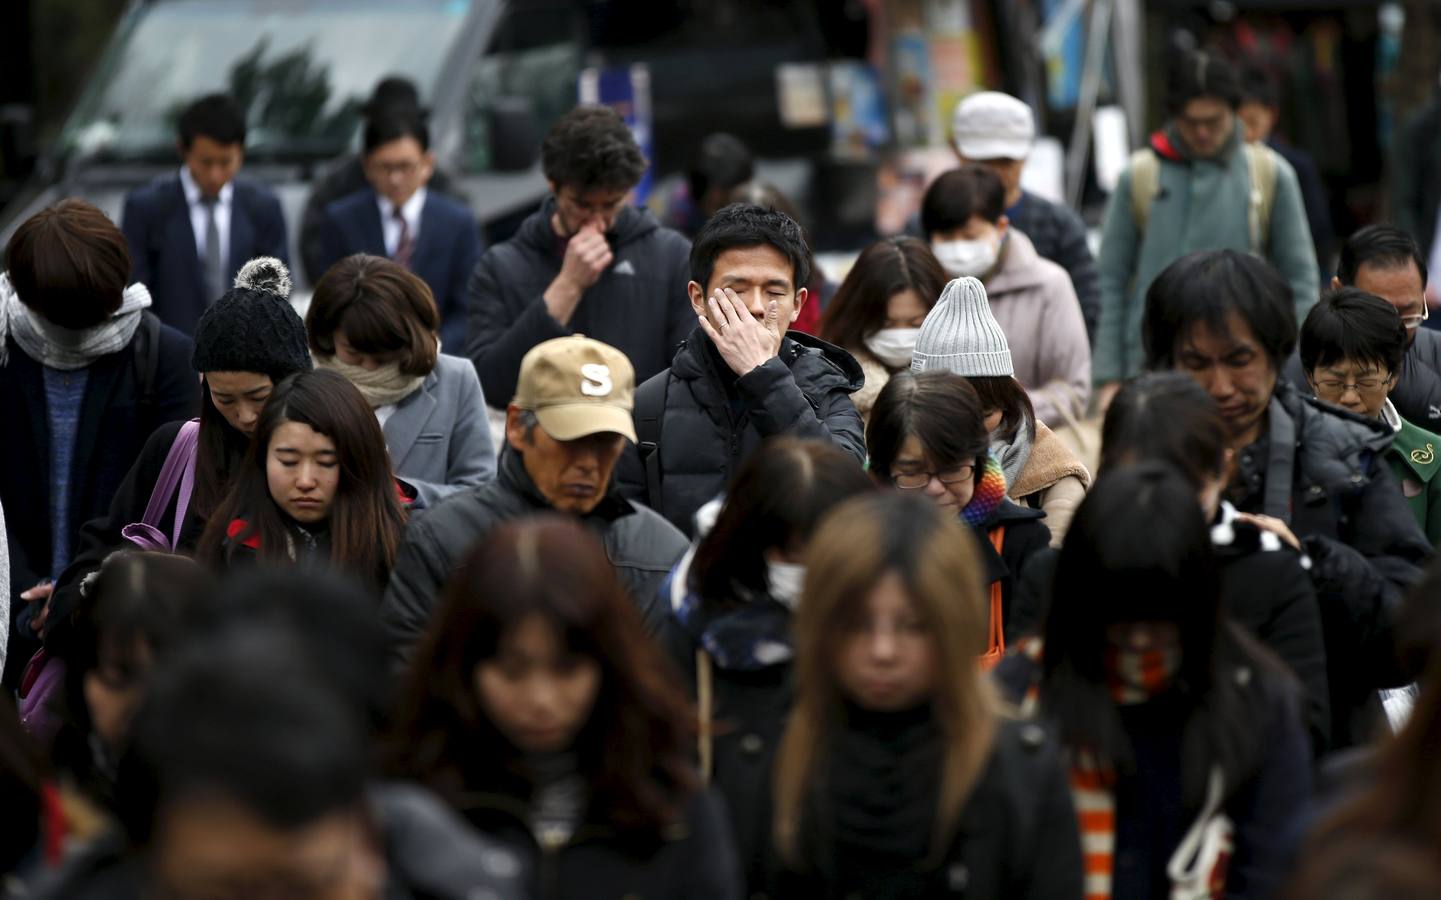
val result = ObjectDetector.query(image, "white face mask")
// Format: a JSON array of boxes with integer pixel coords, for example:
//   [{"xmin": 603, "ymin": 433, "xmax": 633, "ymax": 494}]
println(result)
[
  {"xmin": 933, "ymin": 235, "xmax": 999, "ymax": 278},
  {"xmin": 864, "ymin": 327, "xmax": 921, "ymax": 369},
  {"xmin": 766, "ymin": 561, "xmax": 807, "ymax": 609}
]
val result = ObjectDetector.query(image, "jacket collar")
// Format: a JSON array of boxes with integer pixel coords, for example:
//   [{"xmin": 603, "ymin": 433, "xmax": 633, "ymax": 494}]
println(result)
[
  {"xmin": 983, "ymin": 229, "xmax": 1048, "ymax": 297},
  {"xmin": 496, "ymin": 444, "xmax": 635, "ymax": 522}
]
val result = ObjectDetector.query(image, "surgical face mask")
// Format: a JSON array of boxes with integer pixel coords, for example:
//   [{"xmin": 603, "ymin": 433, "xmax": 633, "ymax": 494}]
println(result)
[
  {"xmin": 864, "ymin": 327, "xmax": 921, "ymax": 369},
  {"xmin": 766, "ymin": 561, "xmax": 807, "ymax": 609},
  {"xmin": 933, "ymin": 234, "xmax": 1000, "ymax": 278}
]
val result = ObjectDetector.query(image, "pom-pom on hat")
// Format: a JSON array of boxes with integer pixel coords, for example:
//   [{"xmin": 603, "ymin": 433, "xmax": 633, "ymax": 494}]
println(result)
[
  {"xmin": 910, "ymin": 276, "xmax": 1014, "ymax": 377},
  {"xmin": 191, "ymin": 257, "xmax": 312, "ymax": 382}
]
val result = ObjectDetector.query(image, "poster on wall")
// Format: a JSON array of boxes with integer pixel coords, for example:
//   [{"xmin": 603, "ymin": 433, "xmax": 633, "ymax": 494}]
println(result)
[{"xmin": 579, "ymin": 64, "xmax": 654, "ymax": 204}]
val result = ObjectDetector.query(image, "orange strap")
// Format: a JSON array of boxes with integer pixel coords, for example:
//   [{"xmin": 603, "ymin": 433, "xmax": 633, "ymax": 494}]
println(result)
[{"xmin": 980, "ymin": 527, "xmax": 1006, "ymax": 670}]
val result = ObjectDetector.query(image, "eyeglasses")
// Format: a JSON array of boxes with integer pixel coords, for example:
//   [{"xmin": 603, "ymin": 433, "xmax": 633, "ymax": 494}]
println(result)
[
  {"xmin": 1314, "ymin": 374, "xmax": 1393, "ymax": 393},
  {"xmin": 368, "ymin": 159, "xmax": 423, "ymax": 178},
  {"xmin": 892, "ymin": 463, "xmax": 975, "ymax": 490},
  {"xmin": 1402, "ymin": 304, "xmax": 1430, "ymax": 330}
]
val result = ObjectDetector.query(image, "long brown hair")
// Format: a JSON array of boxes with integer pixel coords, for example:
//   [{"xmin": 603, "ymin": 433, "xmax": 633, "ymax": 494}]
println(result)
[
  {"xmin": 819, "ymin": 237, "xmax": 947, "ymax": 353},
  {"xmin": 773, "ymin": 491, "xmax": 999, "ymax": 865},
  {"xmin": 388, "ymin": 516, "xmax": 698, "ymax": 831},
  {"xmin": 307, "ymin": 254, "xmax": 439, "ymax": 376},
  {"xmin": 197, "ymin": 370, "xmax": 405, "ymax": 590}
]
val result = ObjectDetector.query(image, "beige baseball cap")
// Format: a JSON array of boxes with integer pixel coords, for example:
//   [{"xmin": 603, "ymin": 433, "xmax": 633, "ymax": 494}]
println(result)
[{"xmin": 513, "ymin": 335, "xmax": 637, "ymax": 442}]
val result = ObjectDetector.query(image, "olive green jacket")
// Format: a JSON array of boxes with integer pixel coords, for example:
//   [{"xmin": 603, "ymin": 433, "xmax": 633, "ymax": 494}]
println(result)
[{"xmin": 1384, "ymin": 399, "xmax": 1441, "ymax": 546}]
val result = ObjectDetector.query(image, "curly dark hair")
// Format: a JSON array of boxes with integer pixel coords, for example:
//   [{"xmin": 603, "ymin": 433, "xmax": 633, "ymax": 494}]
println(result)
[{"xmin": 541, "ymin": 106, "xmax": 647, "ymax": 191}]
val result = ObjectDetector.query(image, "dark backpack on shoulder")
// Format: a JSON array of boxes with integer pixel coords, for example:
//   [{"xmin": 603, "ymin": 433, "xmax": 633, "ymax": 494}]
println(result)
[
  {"xmin": 130, "ymin": 311, "xmax": 162, "ymax": 411},
  {"xmin": 634, "ymin": 370, "xmax": 669, "ymax": 513}
]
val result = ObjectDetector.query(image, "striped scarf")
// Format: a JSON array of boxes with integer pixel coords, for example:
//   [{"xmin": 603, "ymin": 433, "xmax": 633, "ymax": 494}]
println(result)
[
  {"xmin": 1016, "ymin": 637, "xmax": 1182, "ymax": 900},
  {"xmin": 960, "ymin": 454, "xmax": 1007, "ymax": 528}
]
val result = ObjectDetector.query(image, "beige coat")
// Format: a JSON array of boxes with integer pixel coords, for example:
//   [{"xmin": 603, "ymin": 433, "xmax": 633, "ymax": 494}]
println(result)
[{"xmin": 1011, "ymin": 420, "xmax": 1092, "ymax": 547}]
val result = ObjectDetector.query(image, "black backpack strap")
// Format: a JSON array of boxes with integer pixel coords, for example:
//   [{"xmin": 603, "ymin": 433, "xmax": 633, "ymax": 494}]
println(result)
[
  {"xmin": 131, "ymin": 311, "xmax": 161, "ymax": 410},
  {"xmin": 634, "ymin": 369, "xmax": 669, "ymax": 511}
]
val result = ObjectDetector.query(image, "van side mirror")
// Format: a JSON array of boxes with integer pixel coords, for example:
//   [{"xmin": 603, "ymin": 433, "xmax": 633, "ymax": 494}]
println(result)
[{"xmin": 487, "ymin": 97, "xmax": 539, "ymax": 172}]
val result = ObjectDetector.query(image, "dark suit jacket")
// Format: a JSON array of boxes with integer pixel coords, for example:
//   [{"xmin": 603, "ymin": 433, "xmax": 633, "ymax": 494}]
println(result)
[
  {"xmin": 121, "ymin": 174, "xmax": 289, "ymax": 336},
  {"xmin": 317, "ymin": 188, "xmax": 482, "ymax": 351}
]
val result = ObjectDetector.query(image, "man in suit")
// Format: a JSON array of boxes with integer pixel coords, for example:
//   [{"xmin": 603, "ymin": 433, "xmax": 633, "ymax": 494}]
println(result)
[
  {"xmin": 317, "ymin": 109, "xmax": 480, "ymax": 351},
  {"xmin": 121, "ymin": 94, "xmax": 289, "ymax": 336}
]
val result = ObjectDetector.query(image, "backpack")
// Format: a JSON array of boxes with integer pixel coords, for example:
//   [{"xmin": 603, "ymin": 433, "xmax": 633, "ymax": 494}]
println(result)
[
  {"xmin": 634, "ymin": 369, "xmax": 670, "ymax": 513},
  {"xmin": 130, "ymin": 310, "xmax": 161, "ymax": 410},
  {"xmin": 1128, "ymin": 143, "xmax": 1278, "ymax": 256}
]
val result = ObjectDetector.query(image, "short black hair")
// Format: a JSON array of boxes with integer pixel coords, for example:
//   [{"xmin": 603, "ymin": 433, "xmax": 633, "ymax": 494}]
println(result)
[
  {"xmin": 115, "ymin": 628, "xmax": 369, "ymax": 847},
  {"xmin": 920, "ymin": 165, "xmax": 1006, "ymax": 238},
  {"xmin": 363, "ymin": 75, "xmax": 422, "ymax": 119},
  {"xmin": 541, "ymin": 106, "xmax": 646, "ymax": 191},
  {"xmin": 364, "ymin": 107, "xmax": 429, "ymax": 155},
  {"xmin": 1142, "ymin": 249, "xmax": 1297, "ymax": 372},
  {"xmin": 867, "ymin": 370, "xmax": 990, "ymax": 484},
  {"xmin": 688, "ymin": 132, "xmax": 754, "ymax": 202},
  {"xmin": 1338, "ymin": 224, "xmax": 1429, "ymax": 288},
  {"xmin": 1166, "ymin": 50, "xmax": 1241, "ymax": 114},
  {"xmin": 1299, "ymin": 288, "xmax": 1408, "ymax": 377},
  {"xmin": 1238, "ymin": 62, "xmax": 1278, "ymax": 109},
  {"xmin": 178, "ymin": 93, "xmax": 246, "ymax": 149},
  {"xmin": 690, "ymin": 202, "xmax": 811, "ymax": 291}
]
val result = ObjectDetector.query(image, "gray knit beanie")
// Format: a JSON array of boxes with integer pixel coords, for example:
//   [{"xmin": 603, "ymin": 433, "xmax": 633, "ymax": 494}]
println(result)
[{"xmin": 910, "ymin": 276, "xmax": 1013, "ymax": 376}]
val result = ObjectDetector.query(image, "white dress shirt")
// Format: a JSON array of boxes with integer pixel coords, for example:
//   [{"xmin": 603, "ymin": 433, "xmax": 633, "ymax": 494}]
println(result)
[
  {"xmin": 178, "ymin": 166, "xmax": 233, "ymax": 266},
  {"xmin": 378, "ymin": 188, "xmax": 426, "ymax": 259}
]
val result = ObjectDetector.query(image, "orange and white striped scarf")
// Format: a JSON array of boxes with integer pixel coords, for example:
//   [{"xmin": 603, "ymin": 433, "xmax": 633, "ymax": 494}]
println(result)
[{"xmin": 1016, "ymin": 637, "xmax": 1181, "ymax": 900}]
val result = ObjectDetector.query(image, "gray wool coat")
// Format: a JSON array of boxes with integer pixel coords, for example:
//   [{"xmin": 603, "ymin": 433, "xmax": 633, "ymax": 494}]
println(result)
[{"xmin": 384, "ymin": 354, "xmax": 496, "ymax": 509}]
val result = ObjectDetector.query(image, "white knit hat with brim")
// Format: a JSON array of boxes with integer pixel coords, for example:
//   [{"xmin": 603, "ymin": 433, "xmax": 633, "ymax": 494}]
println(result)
[{"xmin": 910, "ymin": 276, "xmax": 1014, "ymax": 377}]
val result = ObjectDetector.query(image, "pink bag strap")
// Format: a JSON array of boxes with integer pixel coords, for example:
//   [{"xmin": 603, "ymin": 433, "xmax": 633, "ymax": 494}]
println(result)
[{"xmin": 126, "ymin": 419, "xmax": 200, "ymax": 552}]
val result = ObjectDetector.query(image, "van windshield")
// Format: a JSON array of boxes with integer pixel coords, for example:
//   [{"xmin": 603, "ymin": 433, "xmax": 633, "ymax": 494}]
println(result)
[{"xmin": 58, "ymin": 0, "xmax": 471, "ymax": 164}]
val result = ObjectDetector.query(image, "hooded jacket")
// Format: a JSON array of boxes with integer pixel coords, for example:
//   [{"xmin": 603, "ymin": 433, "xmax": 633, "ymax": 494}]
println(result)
[
  {"xmin": 618, "ymin": 329, "xmax": 866, "ymax": 535},
  {"xmin": 465, "ymin": 199, "xmax": 694, "ymax": 407},
  {"xmin": 983, "ymin": 229, "xmax": 1092, "ymax": 426},
  {"xmin": 1230, "ymin": 383, "xmax": 1431, "ymax": 749},
  {"xmin": 1094, "ymin": 124, "xmax": 1318, "ymax": 383},
  {"xmin": 380, "ymin": 447, "xmax": 688, "ymax": 662}
]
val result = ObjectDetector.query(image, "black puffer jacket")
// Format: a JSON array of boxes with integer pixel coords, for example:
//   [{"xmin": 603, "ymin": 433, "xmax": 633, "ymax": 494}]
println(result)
[
  {"xmin": 763, "ymin": 717, "xmax": 1083, "ymax": 900},
  {"xmin": 619, "ymin": 329, "xmax": 866, "ymax": 534},
  {"xmin": 1231, "ymin": 383, "xmax": 1431, "ymax": 749},
  {"xmin": 380, "ymin": 447, "xmax": 687, "ymax": 662},
  {"xmin": 465, "ymin": 199, "xmax": 694, "ymax": 407}
]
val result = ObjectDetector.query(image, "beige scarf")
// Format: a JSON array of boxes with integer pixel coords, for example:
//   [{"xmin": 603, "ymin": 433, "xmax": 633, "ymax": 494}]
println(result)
[{"xmin": 315, "ymin": 355, "xmax": 425, "ymax": 408}]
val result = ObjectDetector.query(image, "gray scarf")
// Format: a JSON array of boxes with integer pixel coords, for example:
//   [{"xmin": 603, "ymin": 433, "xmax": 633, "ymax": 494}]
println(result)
[
  {"xmin": 0, "ymin": 273, "xmax": 152, "ymax": 371},
  {"xmin": 991, "ymin": 408, "xmax": 1035, "ymax": 493}
]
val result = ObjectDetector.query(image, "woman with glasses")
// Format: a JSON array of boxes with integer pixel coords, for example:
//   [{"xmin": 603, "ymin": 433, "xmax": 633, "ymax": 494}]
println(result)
[
  {"xmin": 1300, "ymin": 288, "xmax": 1441, "ymax": 545},
  {"xmin": 867, "ymin": 370, "xmax": 1050, "ymax": 630}
]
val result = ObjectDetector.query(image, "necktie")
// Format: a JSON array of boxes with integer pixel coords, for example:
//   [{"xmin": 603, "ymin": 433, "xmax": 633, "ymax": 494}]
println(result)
[
  {"xmin": 393, "ymin": 207, "xmax": 414, "ymax": 269},
  {"xmin": 201, "ymin": 194, "xmax": 224, "ymax": 303}
]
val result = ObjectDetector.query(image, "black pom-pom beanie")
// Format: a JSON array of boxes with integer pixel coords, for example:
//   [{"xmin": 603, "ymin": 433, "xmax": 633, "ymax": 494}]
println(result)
[{"xmin": 191, "ymin": 257, "xmax": 312, "ymax": 382}]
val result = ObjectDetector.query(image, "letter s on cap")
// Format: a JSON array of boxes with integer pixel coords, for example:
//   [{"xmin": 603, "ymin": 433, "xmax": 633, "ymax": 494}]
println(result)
[{"xmin": 580, "ymin": 363, "xmax": 613, "ymax": 397}]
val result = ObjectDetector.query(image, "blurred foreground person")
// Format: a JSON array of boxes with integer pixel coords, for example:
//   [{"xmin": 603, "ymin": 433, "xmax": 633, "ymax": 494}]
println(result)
[
  {"xmin": 35, "ymin": 629, "xmax": 525, "ymax": 899},
  {"xmin": 765, "ymin": 491, "xmax": 1082, "ymax": 898},
  {"xmin": 995, "ymin": 464, "xmax": 1313, "ymax": 900},
  {"xmin": 661, "ymin": 438, "xmax": 873, "ymax": 886},
  {"xmin": 391, "ymin": 516, "xmax": 741, "ymax": 900}
]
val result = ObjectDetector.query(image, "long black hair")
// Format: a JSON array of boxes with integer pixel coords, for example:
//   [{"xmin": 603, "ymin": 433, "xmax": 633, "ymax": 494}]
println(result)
[
  {"xmin": 198, "ymin": 370, "xmax": 405, "ymax": 591},
  {"xmin": 1040, "ymin": 463, "xmax": 1276, "ymax": 804}
]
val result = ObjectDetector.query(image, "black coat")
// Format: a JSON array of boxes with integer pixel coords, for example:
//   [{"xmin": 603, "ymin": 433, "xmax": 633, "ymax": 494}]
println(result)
[
  {"xmin": 764, "ymin": 718, "xmax": 1084, "ymax": 900},
  {"xmin": 456, "ymin": 786, "xmax": 742, "ymax": 900},
  {"xmin": 379, "ymin": 447, "xmax": 687, "ymax": 663},
  {"xmin": 1232, "ymin": 384, "xmax": 1432, "ymax": 749},
  {"xmin": 657, "ymin": 594, "xmax": 795, "ymax": 893},
  {"xmin": 465, "ymin": 199, "xmax": 694, "ymax": 407},
  {"xmin": 1, "ymin": 328, "xmax": 196, "ymax": 680},
  {"xmin": 618, "ymin": 329, "xmax": 867, "ymax": 535},
  {"xmin": 1008, "ymin": 510, "xmax": 1332, "ymax": 755},
  {"xmin": 977, "ymin": 499, "xmax": 1050, "ymax": 631}
]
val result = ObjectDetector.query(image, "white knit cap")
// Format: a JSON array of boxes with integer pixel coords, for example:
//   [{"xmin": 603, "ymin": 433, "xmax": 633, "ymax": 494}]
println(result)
[
  {"xmin": 951, "ymin": 91, "xmax": 1035, "ymax": 161},
  {"xmin": 910, "ymin": 277, "xmax": 1014, "ymax": 377}
]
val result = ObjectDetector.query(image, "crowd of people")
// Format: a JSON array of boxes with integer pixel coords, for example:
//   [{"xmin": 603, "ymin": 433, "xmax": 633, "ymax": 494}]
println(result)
[{"xmin": 2, "ymin": 45, "xmax": 1441, "ymax": 899}]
